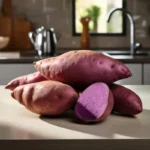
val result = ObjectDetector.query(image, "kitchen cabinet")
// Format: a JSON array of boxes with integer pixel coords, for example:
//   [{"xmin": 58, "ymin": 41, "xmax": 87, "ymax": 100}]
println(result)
[
  {"xmin": 0, "ymin": 63, "xmax": 147, "ymax": 85},
  {"xmin": 115, "ymin": 64, "xmax": 142, "ymax": 85},
  {"xmin": 144, "ymin": 64, "xmax": 150, "ymax": 85},
  {"xmin": 0, "ymin": 64, "xmax": 36, "ymax": 85}
]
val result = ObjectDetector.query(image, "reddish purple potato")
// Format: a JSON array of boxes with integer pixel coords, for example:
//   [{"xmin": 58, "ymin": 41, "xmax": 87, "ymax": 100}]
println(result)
[
  {"xmin": 75, "ymin": 82, "xmax": 114, "ymax": 122},
  {"xmin": 5, "ymin": 72, "xmax": 47, "ymax": 91},
  {"xmin": 34, "ymin": 50, "xmax": 132, "ymax": 89},
  {"xmin": 11, "ymin": 80, "xmax": 78, "ymax": 116},
  {"xmin": 110, "ymin": 84, "xmax": 143, "ymax": 115}
]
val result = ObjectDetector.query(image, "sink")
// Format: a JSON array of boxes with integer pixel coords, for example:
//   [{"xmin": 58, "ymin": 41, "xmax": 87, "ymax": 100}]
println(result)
[
  {"xmin": 96, "ymin": 50, "xmax": 150, "ymax": 57},
  {"xmin": 107, "ymin": 52, "xmax": 150, "ymax": 56}
]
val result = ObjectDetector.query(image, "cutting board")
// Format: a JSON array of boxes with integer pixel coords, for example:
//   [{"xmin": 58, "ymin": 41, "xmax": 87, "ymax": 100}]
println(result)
[
  {"xmin": 0, "ymin": 12, "xmax": 12, "ymax": 49},
  {"xmin": 13, "ymin": 19, "xmax": 32, "ymax": 50},
  {"xmin": 0, "ymin": 12, "xmax": 11, "ymax": 37},
  {"xmin": 0, "ymin": 0, "xmax": 32, "ymax": 51}
]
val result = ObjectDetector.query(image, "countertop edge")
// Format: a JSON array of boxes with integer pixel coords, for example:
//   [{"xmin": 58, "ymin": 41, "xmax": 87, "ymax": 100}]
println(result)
[
  {"xmin": 0, "ymin": 58, "xmax": 150, "ymax": 64},
  {"xmin": 1, "ymin": 50, "xmax": 150, "ymax": 63},
  {"xmin": 0, "ymin": 140, "xmax": 150, "ymax": 150}
]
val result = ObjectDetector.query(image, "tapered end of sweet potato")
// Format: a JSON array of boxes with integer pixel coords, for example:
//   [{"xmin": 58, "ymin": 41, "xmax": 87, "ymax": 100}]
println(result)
[
  {"xmin": 5, "ymin": 83, "xmax": 14, "ymax": 91},
  {"xmin": 136, "ymin": 102, "xmax": 143, "ymax": 114},
  {"xmin": 118, "ymin": 64, "xmax": 132, "ymax": 80},
  {"xmin": 5, "ymin": 79, "xmax": 19, "ymax": 91},
  {"xmin": 131, "ymin": 96, "xmax": 143, "ymax": 115},
  {"xmin": 5, "ymin": 84, "xmax": 10, "ymax": 89},
  {"xmin": 126, "ymin": 70, "xmax": 132, "ymax": 77}
]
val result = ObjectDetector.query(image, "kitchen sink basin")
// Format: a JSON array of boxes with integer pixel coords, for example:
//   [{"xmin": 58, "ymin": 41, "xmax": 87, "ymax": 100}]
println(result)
[
  {"xmin": 96, "ymin": 50, "xmax": 150, "ymax": 57},
  {"xmin": 107, "ymin": 52, "xmax": 150, "ymax": 56}
]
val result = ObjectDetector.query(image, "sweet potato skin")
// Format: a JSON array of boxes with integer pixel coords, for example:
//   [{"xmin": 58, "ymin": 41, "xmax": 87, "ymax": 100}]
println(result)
[
  {"xmin": 110, "ymin": 84, "xmax": 143, "ymax": 115},
  {"xmin": 11, "ymin": 81, "xmax": 78, "ymax": 116},
  {"xmin": 75, "ymin": 82, "xmax": 114, "ymax": 122},
  {"xmin": 34, "ymin": 50, "xmax": 132, "ymax": 89},
  {"xmin": 5, "ymin": 72, "xmax": 47, "ymax": 91}
]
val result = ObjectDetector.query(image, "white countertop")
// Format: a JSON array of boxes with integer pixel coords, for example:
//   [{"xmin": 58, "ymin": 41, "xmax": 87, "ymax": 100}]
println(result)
[{"xmin": 0, "ymin": 85, "xmax": 150, "ymax": 140}]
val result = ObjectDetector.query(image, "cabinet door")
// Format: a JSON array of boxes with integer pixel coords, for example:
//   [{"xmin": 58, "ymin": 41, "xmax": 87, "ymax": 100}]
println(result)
[
  {"xmin": 0, "ymin": 64, "xmax": 36, "ymax": 85},
  {"xmin": 144, "ymin": 64, "xmax": 150, "ymax": 85},
  {"xmin": 115, "ymin": 64, "xmax": 142, "ymax": 85}
]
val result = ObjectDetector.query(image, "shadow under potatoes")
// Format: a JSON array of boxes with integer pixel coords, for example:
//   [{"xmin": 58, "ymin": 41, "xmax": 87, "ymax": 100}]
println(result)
[{"xmin": 40, "ymin": 109, "xmax": 150, "ymax": 139}]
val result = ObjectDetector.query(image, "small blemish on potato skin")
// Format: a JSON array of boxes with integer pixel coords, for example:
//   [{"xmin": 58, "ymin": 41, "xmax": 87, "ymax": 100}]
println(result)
[
  {"xmin": 121, "ymin": 68, "xmax": 126, "ymax": 72},
  {"xmin": 57, "ymin": 94, "xmax": 63, "ymax": 99},
  {"xmin": 111, "ymin": 64, "xmax": 115, "ymax": 68}
]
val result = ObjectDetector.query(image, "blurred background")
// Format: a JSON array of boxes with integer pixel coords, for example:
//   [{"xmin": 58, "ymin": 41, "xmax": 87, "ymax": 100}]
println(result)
[
  {"xmin": 0, "ymin": 0, "xmax": 150, "ymax": 86},
  {"xmin": 0, "ymin": 0, "xmax": 149, "ymax": 50}
]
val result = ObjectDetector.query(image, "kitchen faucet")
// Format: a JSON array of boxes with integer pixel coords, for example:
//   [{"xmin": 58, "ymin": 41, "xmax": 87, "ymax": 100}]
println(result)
[{"xmin": 106, "ymin": 8, "xmax": 141, "ymax": 56}]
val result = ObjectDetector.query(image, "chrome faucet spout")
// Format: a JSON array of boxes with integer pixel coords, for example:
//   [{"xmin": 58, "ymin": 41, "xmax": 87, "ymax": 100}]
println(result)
[{"xmin": 106, "ymin": 8, "xmax": 136, "ymax": 56}]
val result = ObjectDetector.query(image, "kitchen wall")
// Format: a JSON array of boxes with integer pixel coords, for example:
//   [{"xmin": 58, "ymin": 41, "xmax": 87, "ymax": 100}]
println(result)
[{"xmin": 12, "ymin": 0, "xmax": 150, "ymax": 50}]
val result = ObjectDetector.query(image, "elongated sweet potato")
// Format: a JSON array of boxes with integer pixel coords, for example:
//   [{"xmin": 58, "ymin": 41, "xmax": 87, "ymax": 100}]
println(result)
[
  {"xmin": 34, "ymin": 50, "xmax": 132, "ymax": 89},
  {"xmin": 75, "ymin": 82, "xmax": 114, "ymax": 122},
  {"xmin": 5, "ymin": 72, "xmax": 47, "ymax": 91},
  {"xmin": 11, "ymin": 81, "xmax": 78, "ymax": 116},
  {"xmin": 110, "ymin": 84, "xmax": 143, "ymax": 115}
]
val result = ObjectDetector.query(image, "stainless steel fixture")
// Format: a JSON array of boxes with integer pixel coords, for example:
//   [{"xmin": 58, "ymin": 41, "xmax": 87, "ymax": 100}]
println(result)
[
  {"xmin": 106, "ymin": 8, "xmax": 141, "ymax": 56},
  {"xmin": 29, "ymin": 26, "xmax": 57, "ymax": 57}
]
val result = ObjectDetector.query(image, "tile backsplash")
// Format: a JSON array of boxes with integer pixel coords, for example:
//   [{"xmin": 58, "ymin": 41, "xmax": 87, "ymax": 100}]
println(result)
[{"xmin": 11, "ymin": 0, "xmax": 150, "ymax": 49}]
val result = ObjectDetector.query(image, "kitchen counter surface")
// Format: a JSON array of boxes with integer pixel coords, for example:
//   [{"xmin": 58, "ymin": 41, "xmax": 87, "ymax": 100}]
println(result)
[
  {"xmin": 0, "ymin": 85, "xmax": 150, "ymax": 149},
  {"xmin": 0, "ymin": 56, "xmax": 47, "ymax": 64},
  {"xmin": 0, "ymin": 85, "xmax": 150, "ymax": 140},
  {"xmin": 1, "ymin": 50, "xmax": 150, "ymax": 63}
]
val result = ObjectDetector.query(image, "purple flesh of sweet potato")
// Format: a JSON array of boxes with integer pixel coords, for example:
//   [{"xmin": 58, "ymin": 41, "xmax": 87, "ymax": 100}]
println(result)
[{"xmin": 75, "ymin": 82, "xmax": 114, "ymax": 122}]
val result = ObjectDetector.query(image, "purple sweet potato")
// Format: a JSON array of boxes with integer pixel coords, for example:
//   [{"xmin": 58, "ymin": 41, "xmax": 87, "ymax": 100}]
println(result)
[
  {"xmin": 11, "ymin": 80, "xmax": 78, "ymax": 116},
  {"xmin": 75, "ymin": 82, "xmax": 114, "ymax": 122},
  {"xmin": 34, "ymin": 50, "xmax": 132, "ymax": 89},
  {"xmin": 5, "ymin": 72, "xmax": 47, "ymax": 91},
  {"xmin": 110, "ymin": 84, "xmax": 143, "ymax": 115}
]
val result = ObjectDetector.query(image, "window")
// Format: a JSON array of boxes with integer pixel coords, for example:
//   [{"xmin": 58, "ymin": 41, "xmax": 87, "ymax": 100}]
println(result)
[{"xmin": 72, "ymin": 0, "xmax": 126, "ymax": 36}]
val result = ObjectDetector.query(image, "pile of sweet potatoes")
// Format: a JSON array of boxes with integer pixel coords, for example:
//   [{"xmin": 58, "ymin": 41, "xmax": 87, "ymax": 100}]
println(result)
[{"xmin": 5, "ymin": 50, "xmax": 143, "ymax": 123}]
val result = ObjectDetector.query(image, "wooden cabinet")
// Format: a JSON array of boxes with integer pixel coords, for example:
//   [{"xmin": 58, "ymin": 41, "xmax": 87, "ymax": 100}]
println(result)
[
  {"xmin": 0, "ymin": 64, "xmax": 36, "ymax": 85},
  {"xmin": 144, "ymin": 64, "xmax": 150, "ymax": 85},
  {"xmin": 115, "ymin": 64, "xmax": 142, "ymax": 85}
]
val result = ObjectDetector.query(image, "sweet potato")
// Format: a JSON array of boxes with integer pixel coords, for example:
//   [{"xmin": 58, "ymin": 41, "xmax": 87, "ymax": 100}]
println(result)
[
  {"xmin": 110, "ymin": 84, "xmax": 143, "ymax": 115},
  {"xmin": 11, "ymin": 81, "xmax": 78, "ymax": 116},
  {"xmin": 75, "ymin": 82, "xmax": 114, "ymax": 122},
  {"xmin": 5, "ymin": 72, "xmax": 47, "ymax": 91},
  {"xmin": 34, "ymin": 50, "xmax": 132, "ymax": 89}
]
